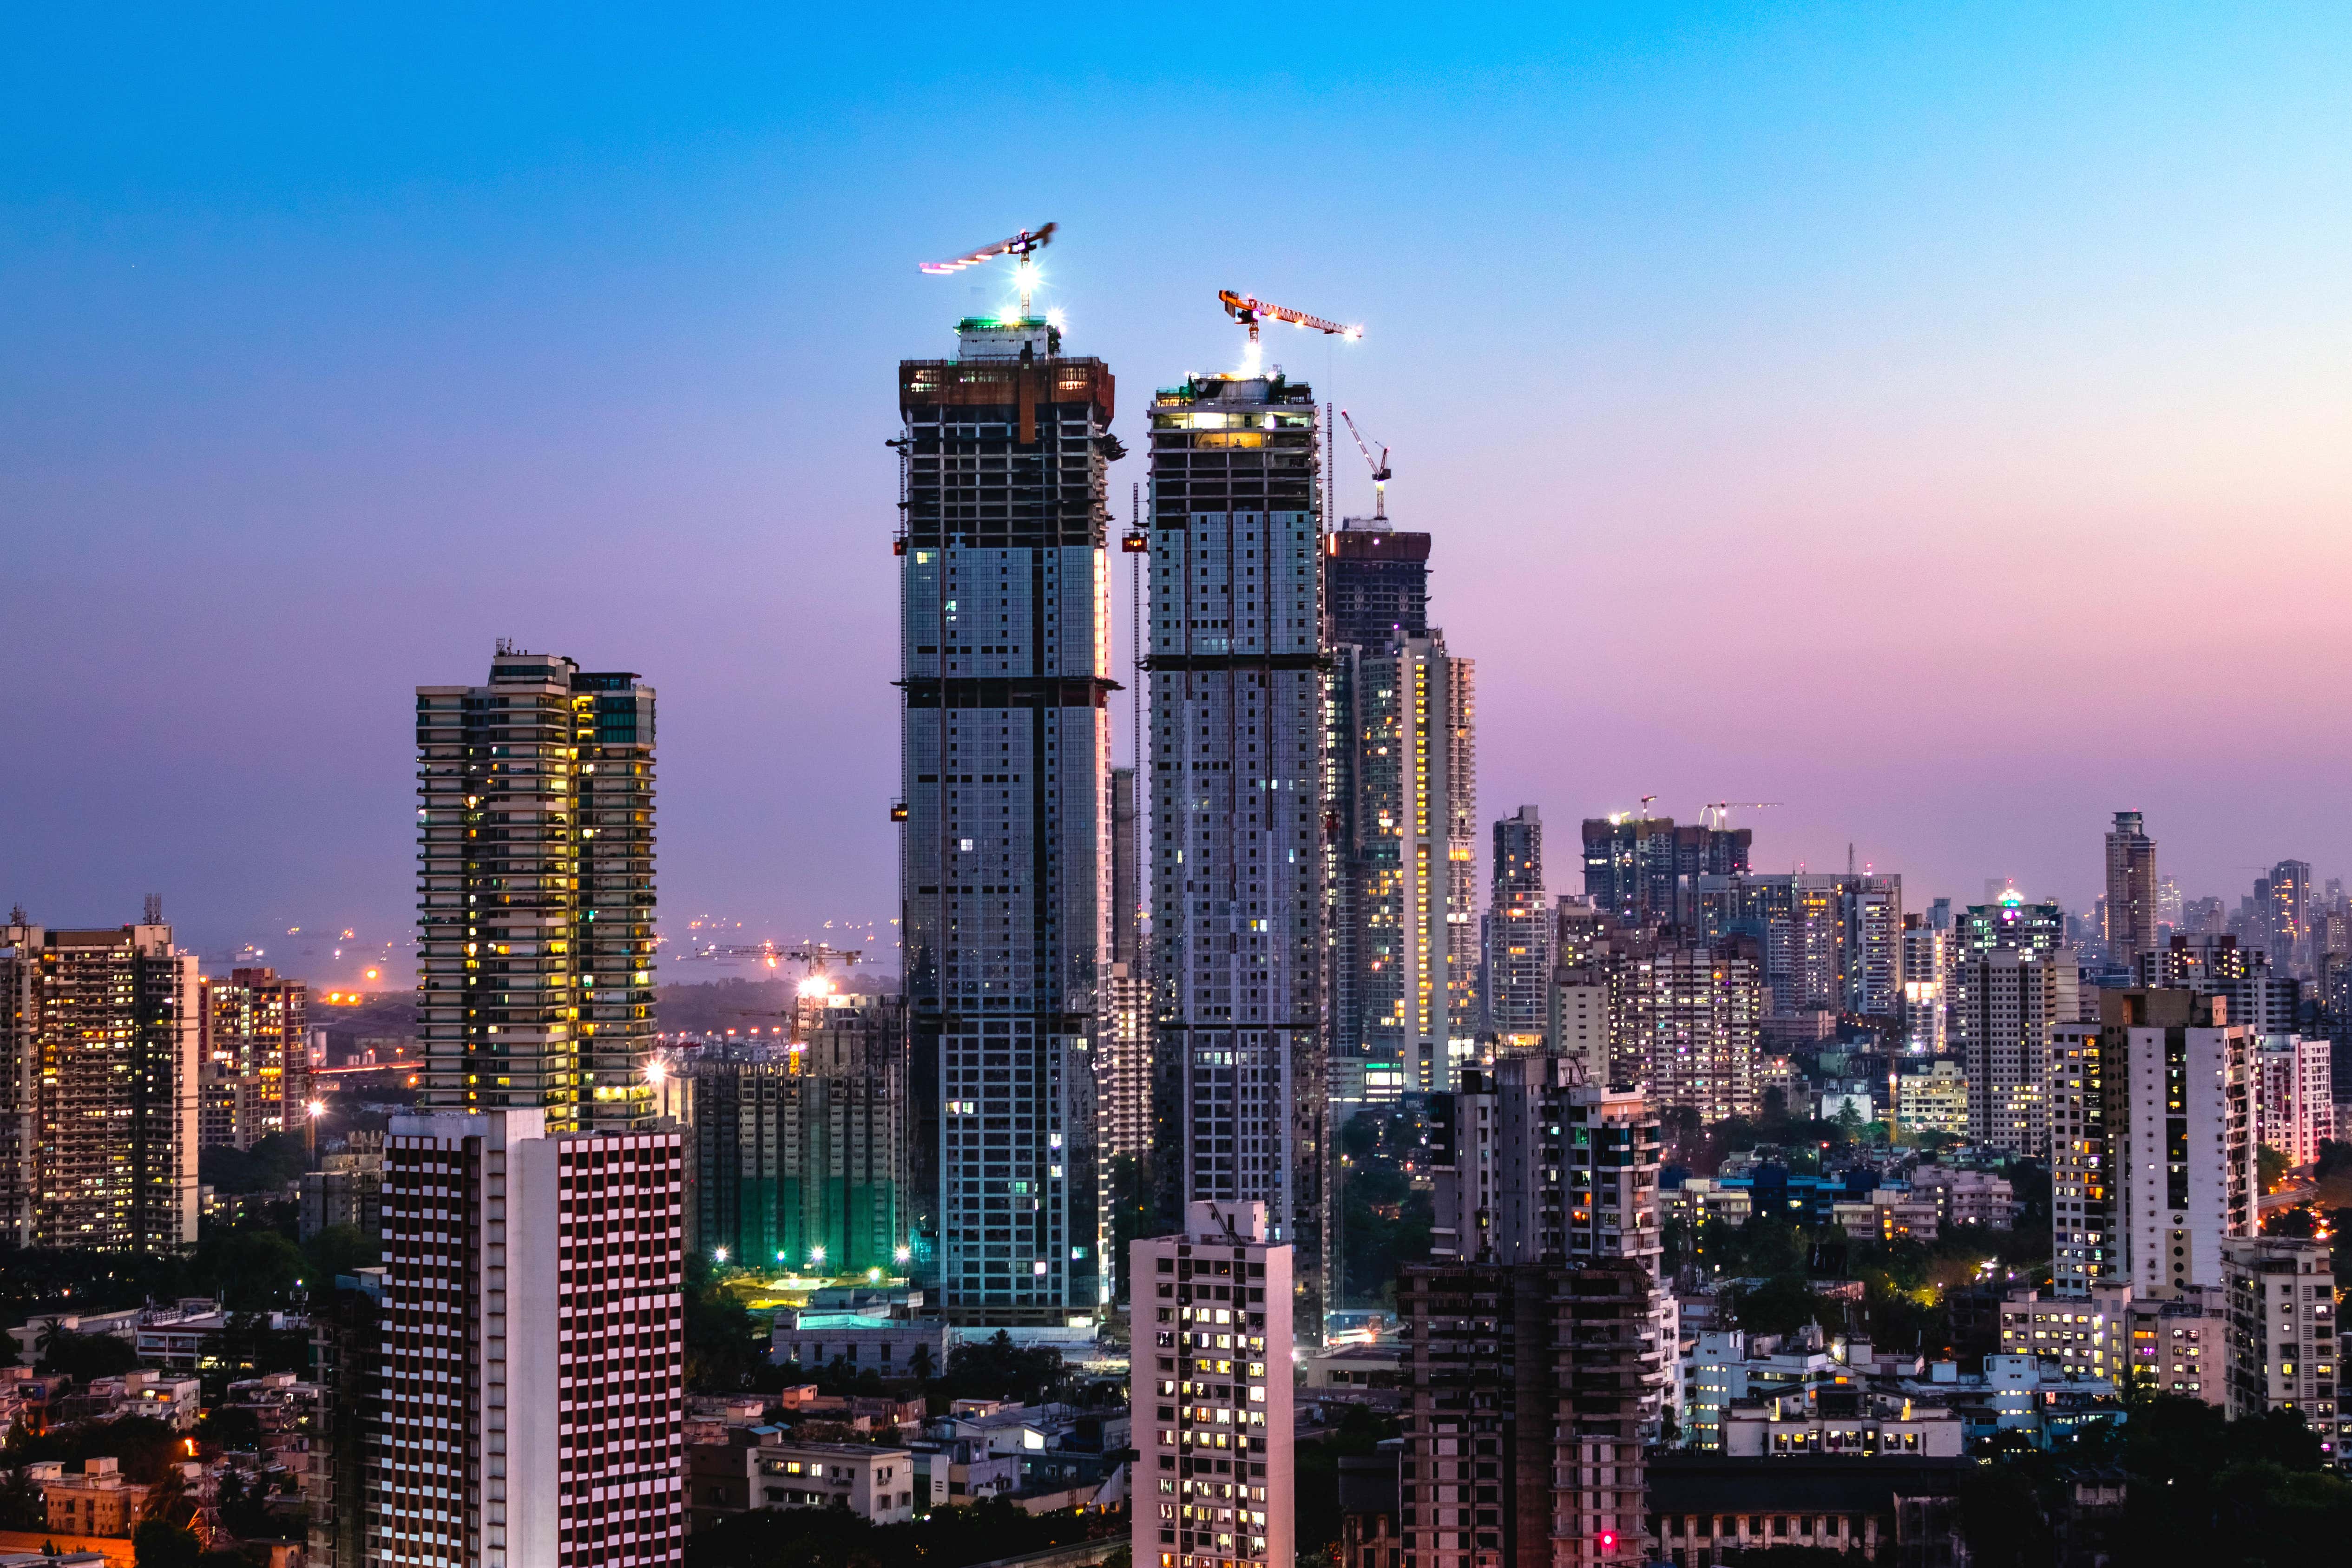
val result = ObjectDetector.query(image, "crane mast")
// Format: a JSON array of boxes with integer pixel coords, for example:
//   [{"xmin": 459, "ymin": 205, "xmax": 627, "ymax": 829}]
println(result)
[{"xmin": 1339, "ymin": 407, "xmax": 1391, "ymax": 521}]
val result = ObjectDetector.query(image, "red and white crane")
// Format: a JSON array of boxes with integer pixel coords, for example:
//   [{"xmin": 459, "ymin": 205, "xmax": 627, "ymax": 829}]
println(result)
[{"xmin": 1216, "ymin": 289, "xmax": 1363, "ymax": 343}]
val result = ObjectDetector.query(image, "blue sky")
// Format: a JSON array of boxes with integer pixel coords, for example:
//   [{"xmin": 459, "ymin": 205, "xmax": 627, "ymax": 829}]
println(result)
[{"xmin": 6, "ymin": 6, "xmax": 2350, "ymax": 976}]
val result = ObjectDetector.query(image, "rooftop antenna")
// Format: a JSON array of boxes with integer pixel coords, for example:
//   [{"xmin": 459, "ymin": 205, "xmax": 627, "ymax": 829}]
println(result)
[{"xmin": 920, "ymin": 222, "xmax": 1058, "ymax": 318}]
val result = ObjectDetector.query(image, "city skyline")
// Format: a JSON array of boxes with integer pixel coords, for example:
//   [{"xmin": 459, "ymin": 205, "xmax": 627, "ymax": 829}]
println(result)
[{"xmin": 10, "ymin": 9, "xmax": 2352, "ymax": 970}]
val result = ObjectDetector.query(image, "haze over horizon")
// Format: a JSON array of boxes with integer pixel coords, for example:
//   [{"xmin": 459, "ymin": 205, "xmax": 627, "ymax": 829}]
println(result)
[{"xmin": 7, "ymin": 6, "xmax": 2351, "ymax": 983}]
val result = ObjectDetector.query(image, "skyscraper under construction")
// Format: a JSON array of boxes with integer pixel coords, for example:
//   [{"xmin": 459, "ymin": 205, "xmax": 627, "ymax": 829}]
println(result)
[
  {"xmin": 898, "ymin": 314, "xmax": 1113, "ymax": 1324},
  {"xmin": 1147, "ymin": 368, "xmax": 1328, "ymax": 1324}
]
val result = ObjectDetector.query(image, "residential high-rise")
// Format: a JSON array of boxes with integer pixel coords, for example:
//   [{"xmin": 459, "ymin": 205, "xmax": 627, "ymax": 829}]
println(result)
[
  {"xmin": 1614, "ymin": 945, "xmax": 1762, "ymax": 1123},
  {"xmin": 1431, "ymin": 1058, "xmax": 1678, "ymax": 1436},
  {"xmin": 415, "ymin": 648, "xmax": 657, "ymax": 1132},
  {"xmin": 1396, "ymin": 1260, "xmax": 1651, "ymax": 1568},
  {"xmin": 2262, "ymin": 859, "xmax": 2313, "ymax": 975},
  {"xmin": 2103, "ymin": 989, "xmax": 2255, "ymax": 1296},
  {"xmin": 2045, "ymin": 1022, "xmax": 2110, "ymax": 1296},
  {"xmin": 1582, "ymin": 818, "xmax": 1751, "ymax": 933},
  {"xmin": 1328, "ymin": 632, "xmax": 1476, "ymax": 1102},
  {"xmin": 2155, "ymin": 876, "xmax": 2183, "ymax": 938},
  {"xmin": 201, "ymin": 966, "xmax": 309, "ymax": 1150},
  {"xmin": 1100, "ymin": 768, "xmax": 1152, "ymax": 1174},
  {"xmin": 369, "ymin": 1109, "xmax": 685, "ymax": 1568},
  {"xmin": 1324, "ymin": 518, "xmax": 1429, "ymax": 645},
  {"xmin": 2134, "ymin": 933, "xmax": 2301, "ymax": 1034},
  {"xmin": 305, "ymin": 1267, "xmax": 381, "ymax": 1568},
  {"xmin": 898, "ymin": 315, "xmax": 1113, "ymax": 1324},
  {"xmin": 2102, "ymin": 811, "xmax": 2157, "ymax": 966},
  {"xmin": 1950, "ymin": 949, "xmax": 2072, "ymax": 1156},
  {"xmin": 682, "ymin": 993, "xmax": 911, "ymax": 1276},
  {"xmin": 1130, "ymin": 1200, "xmax": 1293, "ymax": 1568},
  {"xmin": 1694, "ymin": 872, "xmax": 1903, "ymax": 1019},
  {"xmin": 2254, "ymin": 1036, "xmax": 2335, "ymax": 1167},
  {"xmin": 1484, "ymin": 807, "xmax": 1550, "ymax": 1051},
  {"xmin": 2221, "ymin": 1236, "xmax": 2345, "ymax": 1466},
  {"xmin": 1954, "ymin": 891, "xmax": 2067, "ymax": 959},
  {"xmin": 0, "ymin": 917, "xmax": 198, "ymax": 1253},
  {"xmin": 1147, "ymin": 369, "xmax": 1326, "ymax": 1320},
  {"xmin": 1899, "ymin": 916, "xmax": 1949, "ymax": 1053}
]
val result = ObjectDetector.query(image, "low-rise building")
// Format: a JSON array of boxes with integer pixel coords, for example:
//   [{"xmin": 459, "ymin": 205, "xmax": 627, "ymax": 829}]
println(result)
[
  {"xmin": 742, "ymin": 1438, "xmax": 918, "ymax": 1524},
  {"xmin": 33, "ymin": 1457, "xmax": 150, "ymax": 1537},
  {"xmin": 1908, "ymin": 1164, "xmax": 2016, "ymax": 1230},
  {"xmin": 69, "ymin": 1370, "xmax": 202, "ymax": 1430},
  {"xmin": 1893, "ymin": 1058, "xmax": 1967, "ymax": 1139},
  {"xmin": 2122, "ymin": 1284, "xmax": 2231, "ymax": 1406},
  {"xmin": 770, "ymin": 1309, "xmax": 948, "ymax": 1380},
  {"xmin": 1997, "ymin": 1286, "xmax": 2129, "ymax": 1383},
  {"xmin": 1303, "ymin": 1344, "xmax": 1402, "ymax": 1391},
  {"xmin": 1720, "ymin": 1388, "xmax": 1964, "ymax": 1459},
  {"xmin": 137, "ymin": 1307, "xmax": 307, "ymax": 1374},
  {"xmin": 1646, "ymin": 1455, "xmax": 1969, "ymax": 1566}
]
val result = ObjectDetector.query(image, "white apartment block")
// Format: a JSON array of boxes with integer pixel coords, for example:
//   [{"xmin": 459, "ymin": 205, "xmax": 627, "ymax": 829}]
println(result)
[
  {"xmin": 2255, "ymin": 1036, "xmax": 2335, "ymax": 1167},
  {"xmin": 1132, "ymin": 1201, "xmax": 1292, "ymax": 1568},
  {"xmin": 739, "ymin": 1439, "xmax": 918, "ymax": 1523},
  {"xmin": 2221, "ymin": 1236, "xmax": 2344, "ymax": 1467},
  {"xmin": 370, "ymin": 1110, "xmax": 685, "ymax": 1568},
  {"xmin": 2105, "ymin": 992, "xmax": 2254, "ymax": 1298}
]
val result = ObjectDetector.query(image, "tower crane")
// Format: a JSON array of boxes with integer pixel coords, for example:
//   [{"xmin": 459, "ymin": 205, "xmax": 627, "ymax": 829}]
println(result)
[
  {"xmin": 1215, "ymin": 290, "xmax": 1364, "ymax": 344},
  {"xmin": 1700, "ymin": 801, "xmax": 1782, "ymax": 831},
  {"xmin": 1339, "ymin": 408, "xmax": 1392, "ymax": 521},
  {"xmin": 920, "ymin": 222, "xmax": 1057, "ymax": 317}
]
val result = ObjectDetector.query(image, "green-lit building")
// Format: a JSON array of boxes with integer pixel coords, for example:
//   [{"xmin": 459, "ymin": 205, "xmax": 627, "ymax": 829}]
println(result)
[{"xmin": 689, "ymin": 992, "xmax": 910, "ymax": 1276}]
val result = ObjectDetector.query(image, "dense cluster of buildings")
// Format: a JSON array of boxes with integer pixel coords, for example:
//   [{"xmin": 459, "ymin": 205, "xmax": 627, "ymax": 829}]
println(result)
[{"xmin": 8, "ymin": 295, "xmax": 2351, "ymax": 1568}]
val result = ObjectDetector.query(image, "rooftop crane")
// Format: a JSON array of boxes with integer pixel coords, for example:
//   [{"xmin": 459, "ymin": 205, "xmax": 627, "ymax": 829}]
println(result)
[
  {"xmin": 1216, "ymin": 289, "xmax": 1363, "ymax": 343},
  {"xmin": 1339, "ymin": 408, "xmax": 1392, "ymax": 521},
  {"xmin": 1700, "ymin": 801, "xmax": 1782, "ymax": 831},
  {"xmin": 920, "ymin": 222, "xmax": 1057, "ymax": 317}
]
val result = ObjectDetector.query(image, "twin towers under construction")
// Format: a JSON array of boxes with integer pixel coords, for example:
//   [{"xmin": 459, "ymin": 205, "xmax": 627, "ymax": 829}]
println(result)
[{"xmin": 894, "ymin": 235, "xmax": 1475, "ymax": 1330}]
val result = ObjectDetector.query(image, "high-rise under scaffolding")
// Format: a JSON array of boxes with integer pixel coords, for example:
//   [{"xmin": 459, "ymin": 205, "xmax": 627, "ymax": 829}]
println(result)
[
  {"xmin": 1146, "ymin": 369, "xmax": 1329, "ymax": 1328},
  {"xmin": 898, "ymin": 315, "xmax": 1114, "ymax": 1325}
]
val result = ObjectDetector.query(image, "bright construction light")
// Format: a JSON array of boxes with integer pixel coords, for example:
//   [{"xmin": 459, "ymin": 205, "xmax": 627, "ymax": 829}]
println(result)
[
  {"xmin": 644, "ymin": 1058, "xmax": 669, "ymax": 1085},
  {"xmin": 894, "ymin": 1247, "xmax": 912, "ymax": 1264},
  {"xmin": 798, "ymin": 975, "xmax": 836, "ymax": 997},
  {"xmin": 306, "ymin": 1100, "xmax": 327, "ymax": 1119},
  {"xmin": 715, "ymin": 1247, "xmax": 729, "ymax": 1264},
  {"xmin": 867, "ymin": 1268, "xmax": 881, "ymax": 1283},
  {"xmin": 810, "ymin": 1246, "xmax": 826, "ymax": 1265}
]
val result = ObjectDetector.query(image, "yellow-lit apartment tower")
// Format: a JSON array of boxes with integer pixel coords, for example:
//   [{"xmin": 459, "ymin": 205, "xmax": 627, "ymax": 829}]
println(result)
[
  {"xmin": 0, "ymin": 914, "xmax": 199, "ymax": 1253},
  {"xmin": 414, "ymin": 646, "xmax": 657, "ymax": 1130}
]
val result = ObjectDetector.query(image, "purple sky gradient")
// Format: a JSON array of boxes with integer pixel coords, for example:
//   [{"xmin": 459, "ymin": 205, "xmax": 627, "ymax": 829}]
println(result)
[{"xmin": 4, "ymin": 7, "xmax": 2349, "ymax": 985}]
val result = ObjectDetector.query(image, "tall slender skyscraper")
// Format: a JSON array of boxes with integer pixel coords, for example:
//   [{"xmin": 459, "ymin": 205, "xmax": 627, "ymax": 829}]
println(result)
[
  {"xmin": 1485, "ymin": 807, "xmax": 1549, "ymax": 1050},
  {"xmin": 2102, "ymin": 811, "xmax": 2157, "ymax": 966},
  {"xmin": 415, "ymin": 648, "xmax": 657, "ymax": 1131},
  {"xmin": 386, "ymin": 650, "xmax": 682, "ymax": 1568},
  {"xmin": 1329, "ymin": 635, "xmax": 1476, "ymax": 1100},
  {"xmin": 898, "ymin": 315, "xmax": 1112, "ymax": 1323},
  {"xmin": 1148, "ymin": 369, "xmax": 1327, "ymax": 1324}
]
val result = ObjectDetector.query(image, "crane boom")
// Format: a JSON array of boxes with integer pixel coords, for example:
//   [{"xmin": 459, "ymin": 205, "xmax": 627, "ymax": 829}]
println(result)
[
  {"xmin": 1217, "ymin": 289, "xmax": 1363, "ymax": 342},
  {"xmin": 920, "ymin": 223, "xmax": 1057, "ymax": 315}
]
